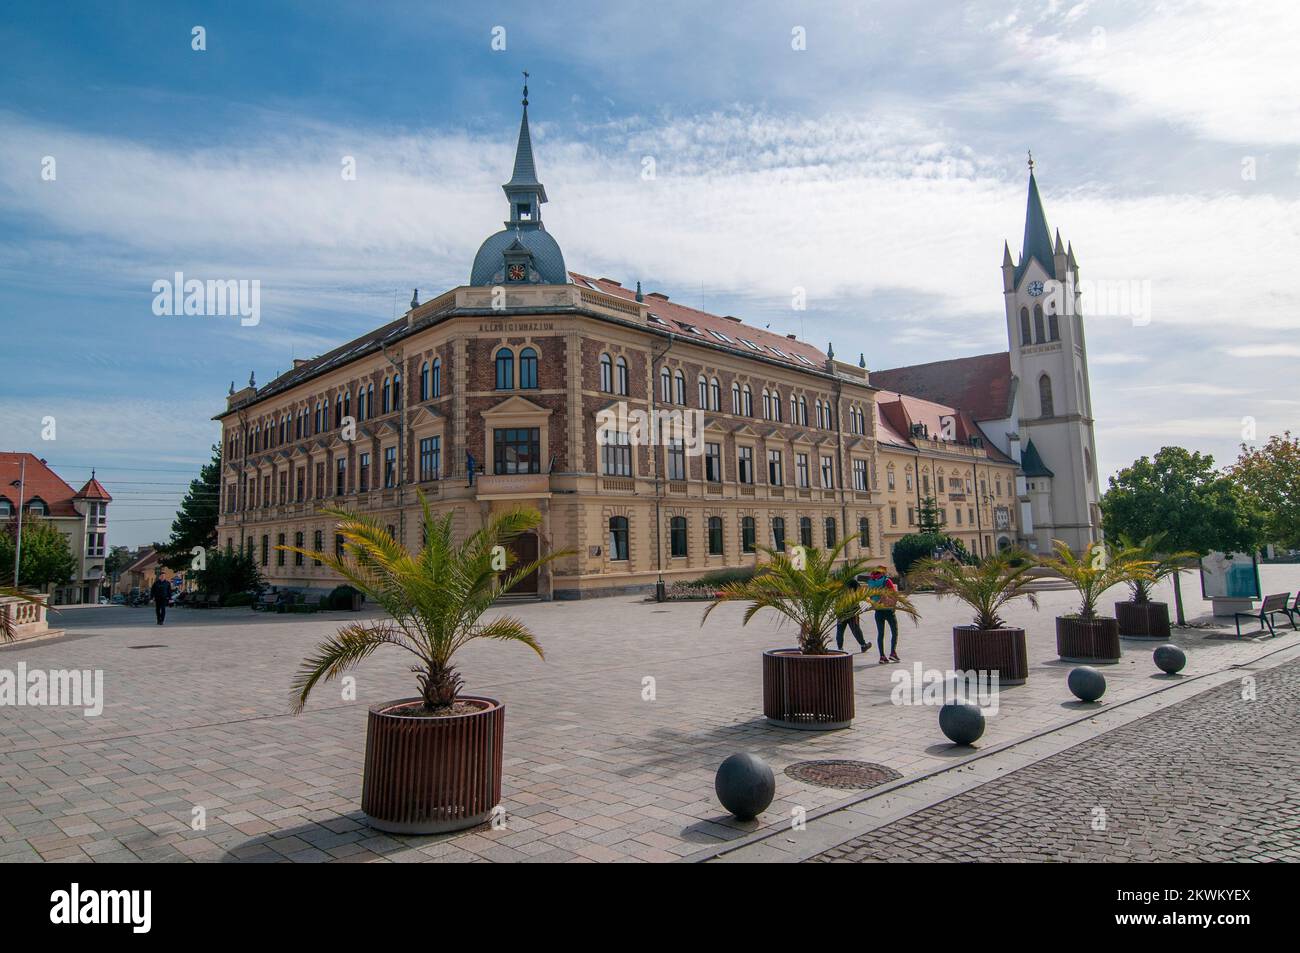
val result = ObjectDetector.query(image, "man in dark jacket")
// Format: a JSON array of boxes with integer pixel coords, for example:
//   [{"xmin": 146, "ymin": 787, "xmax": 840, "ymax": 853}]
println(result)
[{"xmin": 150, "ymin": 574, "xmax": 170, "ymax": 625}]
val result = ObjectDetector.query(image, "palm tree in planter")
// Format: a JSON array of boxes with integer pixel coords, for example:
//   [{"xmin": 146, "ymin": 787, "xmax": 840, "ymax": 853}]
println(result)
[
  {"xmin": 1038, "ymin": 540, "xmax": 1154, "ymax": 664},
  {"xmin": 1112, "ymin": 534, "xmax": 1197, "ymax": 640},
  {"xmin": 282, "ymin": 494, "xmax": 568, "ymax": 834},
  {"xmin": 703, "ymin": 537, "xmax": 917, "ymax": 730},
  {"xmin": 910, "ymin": 549, "xmax": 1040, "ymax": 686}
]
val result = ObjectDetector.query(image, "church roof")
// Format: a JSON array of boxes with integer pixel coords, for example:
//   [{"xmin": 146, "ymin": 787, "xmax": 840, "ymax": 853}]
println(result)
[
  {"xmin": 870, "ymin": 351, "xmax": 1014, "ymax": 422},
  {"xmin": 1021, "ymin": 439, "xmax": 1054, "ymax": 477},
  {"xmin": 1015, "ymin": 169, "xmax": 1055, "ymax": 284},
  {"xmin": 506, "ymin": 102, "xmax": 546, "ymax": 200},
  {"xmin": 471, "ymin": 227, "xmax": 567, "ymax": 286}
]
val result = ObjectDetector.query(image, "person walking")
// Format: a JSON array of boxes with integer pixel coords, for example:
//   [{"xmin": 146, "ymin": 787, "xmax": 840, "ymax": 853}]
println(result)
[
  {"xmin": 834, "ymin": 575, "xmax": 870, "ymax": 653},
  {"xmin": 864, "ymin": 565, "xmax": 901, "ymax": 663},
  {"xmin": 150, "ymin": 573, "xmax": 170, "ymax": 626}
]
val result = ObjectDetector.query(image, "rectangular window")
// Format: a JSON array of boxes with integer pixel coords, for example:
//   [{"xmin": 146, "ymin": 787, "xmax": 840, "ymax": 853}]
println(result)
[
  {"xmin": 669, "ymin": 516, "xmax": 688, "ymax": 557},
  {"xmin": 741, "ymin": 517, "xmax": 756, "ymax": 553},
  {"xmin": 261, "ymin": 535, "xmax": 269, "ymax": 566},
  {"xmin": 772, "ymin": 518, "xmax": 785, "ymax": 552},
  {"xmin": 908, "ymin": 506, "xmax": 915, "ymax": 526},
  {"xmin": 821, "ymin": 455, "xmax": 834, "ymax": 489},
  {"xmin": 887, "ymin": 470, "xmax": 896, "ymax": 490},
  {"xmin": 294, "ymin": 531, "xmax": 304, "ymax": 566},
  {"xmin": 277, "ymin": 533, "xmax": 286, "ymax": 566},
  {"xmin": 359, "ymin": 453, "xmax": 370, "ymax": 493},
  {"xmin": 602, "ymin": 430, "xmax": 632, "ymax": 476},
  {"xmin": 419, "ymin": 436, "xmax": 441, "ymax": 482},
  {"xmin": 334, "ymin": 533, "xmax": 344, "ymax": 558},
  {"xmin": 384, "ymin": 447, "xmax": 397, "ymax": 488},
  {"xmin": 278, "ymin": 471, "xmax": 287, "ymax": 504},
  {"xmin": 708, "ymin": 517, "xmax": 724, "ymax": 555},
  {"xmin": 853, "ymin": 459, "xmax": 867, "ymax": 491},
  {"xmin": 738, "ymin": 446, "xmax": 754, "ymax": 484},
  {"xmin": 295, "ymin": 468, "xmax": 304, "ymax": 502},
  {"xmin": 315, "ymin": 462, "xmax": 325, "ymax": 499},
  {"xmin": 859, "ymin": 517, "xmax": 870, "ymax": 547},
  {"xmin": 667, "ymin": 439, "xmax": 686, "ymax": 481},
  {"xmin": 768, "ymin": 450, "xmax": 783, "ymax": 486},
  {"xmin": 824, "ymin": 517, "xmax": 837, "ymax": 548},
  {"xmin": 608, "ymin": 517, "xmax": 629, "ymax": 560},
  {"xmin": 796, "ymin": 453, "xmax": 810, "ymax": 488},
  {"xmin": 336, "ymin": 458, "xmax": 346, "ymax": 496},
  {"xmin": 313, "ymin": 530, "xmax": 323, "ymax": 566},
  {"xmin": 494, "ymin": 427, "xmax": 540, "ymax": 474},
  {"xmin": 890, "ymin": 506, "xmax": 898, "ymax": 527},
  {"xmin": 705, "ymin": 442, "xmax": 721, "ymax": 482},
  {"xmin": 263, "ymin": 475, "xmax": 271, "ymax": 507}
]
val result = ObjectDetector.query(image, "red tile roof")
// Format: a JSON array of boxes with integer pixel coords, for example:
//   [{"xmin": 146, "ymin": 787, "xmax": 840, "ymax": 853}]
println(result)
[
  {"xmin": 570, "ymin": 273, "xmax": 830, "ymax": 370},
  {"xmin": 869, "ymin": 352, "xmax": 1014, "ymax": 422},
  {"xmin": 873, "ymin": 391, "xmax": 1015, "ymax": 465},
  {"xmin": 74, "ymin": 477, "xmax": 113, "ymax": 502},
  {"xmin": 0, "ymin": 453, "xmax": 85, "ymax": 517}
]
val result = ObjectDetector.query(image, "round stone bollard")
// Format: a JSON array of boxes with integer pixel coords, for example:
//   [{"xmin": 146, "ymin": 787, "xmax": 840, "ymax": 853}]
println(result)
[
  {"xmin": 714, "ymin": 752, "xmax": 775, "ymax": 820},
  {"xmin": 1067, "ymin": 666, "xmax": 1106, "ymax": 703},
  {"xmin": 1153, "ymin": 643, "xmax": 1187, "ymax": 675},
  {"xmin": 938, "ymin": 702, "xmax": 986, "ymax": 746}
]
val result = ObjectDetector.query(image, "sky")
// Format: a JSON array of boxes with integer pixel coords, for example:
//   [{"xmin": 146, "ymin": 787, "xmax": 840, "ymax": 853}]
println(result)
[{"xmin": 1, "ymin": 0, "xmax": 1297, "ymax": 547}]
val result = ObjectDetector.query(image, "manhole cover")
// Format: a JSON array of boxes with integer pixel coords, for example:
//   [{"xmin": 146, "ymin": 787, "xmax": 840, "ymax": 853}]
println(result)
[
  {"xmin": 784, "ymin": 760, "xmax": 901, "ymax": 790},
  {"xmin": 127, "ymin": 644, "xmax": 168, "ymax": 649}
]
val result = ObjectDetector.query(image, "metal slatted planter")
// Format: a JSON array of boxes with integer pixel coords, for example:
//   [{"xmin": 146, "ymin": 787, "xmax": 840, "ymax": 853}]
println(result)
[
  {"xmin": 762, "ymin": 649, "xmax": 854, "ymax": 730},
  {"xmin": 361, "ymin": 695, "xmax": 504, "ymax": 834},
  {"xmin": 1055, "ymin": 616, "xmax": 1121, "ymax": 664},
  {"xmin": 952, "ymin": 625, "xmax": 1028, "ymax": 685},
  {"xmin": 1115, "ymin": 601, "xmax": 1171, "ymax": 640}
]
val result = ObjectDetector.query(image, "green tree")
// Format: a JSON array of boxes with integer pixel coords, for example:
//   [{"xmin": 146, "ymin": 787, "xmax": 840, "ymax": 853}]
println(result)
[
  {"xmin": 892, "ymin": 532, "xmax": 972, "ymax": 577},
  {"xmin": 0, "ymin": 517, "xmax": 78, "ymax": 590},
  {"xmin": 156, "ymin": 444, "xmax": 222, "ymax": 571},
  {"xmin": 916, "ymin": 495, "xmax": 943, "ymax": 534},
  {"xmin": 193, "ymin": 545, "xmax": 264, "ymax": 600},
  {"xmin": 1231, "ymin": 432, "xmax": 1300, "ymax": 550},
  {"xmin": 1101, "ymin": 446, "xmax": 1263, "ymax": 623}
]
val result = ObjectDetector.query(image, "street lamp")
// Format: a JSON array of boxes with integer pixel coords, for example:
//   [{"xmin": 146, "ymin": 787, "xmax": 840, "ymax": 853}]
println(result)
[{"xmin": 10, "ymin": 457, "xmax": 26, "ymax": 589}]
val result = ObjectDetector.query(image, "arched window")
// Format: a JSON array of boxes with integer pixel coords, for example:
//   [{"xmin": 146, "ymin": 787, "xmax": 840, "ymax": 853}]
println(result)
[
  {"xmin": 343, "ymin": 391, "xmax": 351, "ymax": 420},
  {"xmin": 731, "ymin": 382, "xmax": 741, "ymax": 414},
  {"xmin": 789, "ymin": 394, "xmax": 797, "ymax": 423},
  {"xmin": 432, "ymin": 358, "xmax": 441, "ymax": 397},
  {"xmin": 1048, "ymin": 312, "xmax": 1060, "ymax": 341},
  {"xmin": 1019, "ymin": 307, "xmax": 1032, "ymax": 346},
  {"xmin": 382, "ymin": 377, "xmax": 391, "ymax": 414},
  {"xmin": 670, "ymin": 516, "xmax": 688, "ymax": 557},
  {"xmin": 710, "ymin": 378, "xmax": 721, "ymax": 410},
  {"xmin": 616, "ymin": 357, "xmax": 628, "ymax": 395},
  {"xmin": 824, "ymin": 517, "xmax": 837, "ymax": 548},
  {"xmin": 762, "ymin": 389, "xmax": 771, "ymax": 420},
  {"xmin": 420, "ymin": 362, "xmax": 429, "ymax": 401},
  {"xmin": 334, "ymin": 394, "xmax": 342, "ymax": 428},
  {"xmin": 859, "ymin": 517, "xmax": 870, "ymax": 548},
  {"xmin": 393, "ymin": 374, "xmax": 401, "ymax": 409},
  {"xmin": 1039, "ymin": 373, "xmax": 1054, "ymax": 418},
  {"xmin": 773, "ymin": 390, "xmax": 782, "ymax": 422},
  {"xmin": 1033, "ymin": 304, "xmax": 1046, "ymax": 344},
  {"xmin": 772, "ymin": 517, "xmax": 786, "ymax": 552},
  {"xmin": 495, "ymin": 348, "xmax": 514, "ymax": 390},
  {"xmin": 799, "ymin": 516, "xmax": 813, "ymax": 548},
  {"xmin": 741, "ymin": 516, "xmax": 756, "ymax": 553},
  {"xmin": 660, "ymin": 367, "xmax": 672, "ymax": 403},
  {"xmin": 608, "ymin": 516, "xmax": 629, "ymax": 561},
  {"xmin": 674, "ymin": 371, "xmax": 686, "ymax": 405},
  {"xmin": 743, "ymin": 386, "xmax": 753, "ymax": 417},
  {"xmin": 600, "ymin": 353, "xmax": 613, "ymax": 392},
  {"xmin": 707, "ymin": 516, "xmax": 724, "ymax": 555},
  {"xmin": 519, "ymin": 348, "xmax": 538, "ymax": 389},
  {"xmin": 698, "ymin": 375, "xmax": 708, "ymax": 408},
  {"xmin": 799, "ymin": 396, "xmax": 808, "ymax": 427},
  {"xmin": 815, "ymin": 399, "xmax": 823, "ymax": 428}
]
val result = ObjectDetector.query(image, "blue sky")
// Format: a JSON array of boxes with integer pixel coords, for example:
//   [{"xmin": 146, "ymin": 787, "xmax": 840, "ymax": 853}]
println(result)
[{"xmin": 2, "ymin": 0, "xmax": 1297, "ymax": 546}]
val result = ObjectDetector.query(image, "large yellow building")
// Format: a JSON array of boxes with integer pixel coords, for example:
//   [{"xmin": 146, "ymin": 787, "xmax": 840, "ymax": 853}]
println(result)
[{"xmin": 213, "ymin": 88, "xmax": 1079, "ymax": 598}]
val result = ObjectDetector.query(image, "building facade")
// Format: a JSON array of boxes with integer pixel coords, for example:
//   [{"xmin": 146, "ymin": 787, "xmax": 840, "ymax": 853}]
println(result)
[
  {"xmin": 0, "ymin": 453, "xmax": 113, "ymax": 604},
  {"xmin": 213, "ymin": 91, "xmax": 1093, "ymax": 597}
]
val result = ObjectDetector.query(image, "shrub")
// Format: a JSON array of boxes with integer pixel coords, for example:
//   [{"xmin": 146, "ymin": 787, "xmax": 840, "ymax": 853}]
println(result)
[
  {"xmin": 327, "ymin": 584, "xmax": 363, "ymax": 610},
  {"xmin": 892, "ymin": 533, "xmax": 972, "ymax": 576}
]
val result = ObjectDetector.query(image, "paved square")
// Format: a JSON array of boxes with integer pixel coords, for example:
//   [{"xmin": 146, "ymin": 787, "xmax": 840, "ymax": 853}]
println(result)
[{"xmin": 2, "ymin": 567, "xmax": 1298, "ymax": 863}]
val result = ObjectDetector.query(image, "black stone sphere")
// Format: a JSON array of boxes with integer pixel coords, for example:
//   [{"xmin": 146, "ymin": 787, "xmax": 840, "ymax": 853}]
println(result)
[
  {"xmin": 938, "ymin": 702, "xmax": 986, "ymax": 746},
  {"xmin": 714, "ymin": 753, "xmax": 775, "ymax": 820},
  {"xmin": 1067, "ymin": 666, "xmax": 1107, "ymax": 702},
  {"xmin": 1153, "ymin": 643, "xmax": 1187, "ymax": 675}
]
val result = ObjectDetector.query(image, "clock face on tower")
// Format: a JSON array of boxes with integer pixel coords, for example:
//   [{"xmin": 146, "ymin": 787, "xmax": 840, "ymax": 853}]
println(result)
[
  {"xmin": 1027, "ymin": 280, "xmax": 1045, "ymax": 297},
  {"xmin": 507, "ymin": 263, "xmax": 526, "ymax": 282}
]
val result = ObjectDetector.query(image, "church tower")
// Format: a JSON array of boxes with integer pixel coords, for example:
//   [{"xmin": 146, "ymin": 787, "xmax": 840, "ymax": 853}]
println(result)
[{"xmin": 1000, "ymin": 155, "xmax": 1101, "ymax": 553}]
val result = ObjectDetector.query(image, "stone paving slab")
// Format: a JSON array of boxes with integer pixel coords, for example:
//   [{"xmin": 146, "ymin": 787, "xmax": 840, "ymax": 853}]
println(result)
[{"xmin": 1, "ymin": 567, "xmax": 1297, "ymax": 862}]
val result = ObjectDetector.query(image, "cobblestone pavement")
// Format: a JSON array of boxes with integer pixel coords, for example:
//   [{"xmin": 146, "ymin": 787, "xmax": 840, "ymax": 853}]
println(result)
[
  {"xmin": 2, "ymin": 566, "xmax": 1297, "ymax": 863},
  {"xmin": 811, "ymin": 657, "xmax": 1300, "ymax": 863}
]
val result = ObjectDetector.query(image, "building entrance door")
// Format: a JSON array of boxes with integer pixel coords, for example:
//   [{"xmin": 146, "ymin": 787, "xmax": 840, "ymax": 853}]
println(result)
[{"xmin": 506, "ymin": 532, "xmax": 539, "ymax": 594}]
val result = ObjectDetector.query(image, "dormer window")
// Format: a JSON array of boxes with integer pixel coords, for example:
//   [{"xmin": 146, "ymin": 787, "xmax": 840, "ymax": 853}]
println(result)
[
  {"xmin": 0, "ymin": 497, "xmax": 10, "ymax": 517},
  {"xmin": 26, "ymin": 498, "xmax": 47, "ymax": 516}
]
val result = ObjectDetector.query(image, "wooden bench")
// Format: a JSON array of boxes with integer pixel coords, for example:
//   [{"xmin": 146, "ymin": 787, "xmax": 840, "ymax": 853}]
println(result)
[
  {"xmin": 252, "ymin": 592, "xmax": 278, "ymax": 612},
  {"xmin": 193, "ymin": 592, "xmax": 212, "ymax": 609},
  {"xmin": 1234, "ymin": 592, "xmax": 1297, "ymax": 637},
  {"xmin": 290, "ymin": 592, "xmax": 325, "ymax": 613}
]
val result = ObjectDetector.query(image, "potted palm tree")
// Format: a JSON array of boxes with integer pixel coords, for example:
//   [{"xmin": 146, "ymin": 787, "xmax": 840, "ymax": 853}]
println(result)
[
  {"xmin": 1113, "ymin": 534, "xmax": 1196, "ymax": 640},
  {"xmin": 282, "ymin": 494, "xmax": 567, "ymax": 834},
  {"xmin": 1039, "ymin": 540, "xmax": 1154, "ymax": 664},
  {"xmin": 703, "ymin": 538, "xmax": 915, "ymax": 730},
  {"xmin": 910, "ymin": 549, "xmax": 1039, "ymax": 685}
]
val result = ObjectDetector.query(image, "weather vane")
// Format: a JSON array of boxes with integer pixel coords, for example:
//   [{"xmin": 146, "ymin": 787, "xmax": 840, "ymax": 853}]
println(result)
[
  {"xmin": 1027, "ymin": 149, "xmax": 1034, "ymax": 172},
  {"xmin": 522, "ymin": 71, "xmax": 529, "ymax": 107}
]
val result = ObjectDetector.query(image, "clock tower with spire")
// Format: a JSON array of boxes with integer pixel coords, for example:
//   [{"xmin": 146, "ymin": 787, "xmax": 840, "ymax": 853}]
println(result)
[{"xmin": 1000, "ymin": 153, "xmax": 1101, "ymax": 553}]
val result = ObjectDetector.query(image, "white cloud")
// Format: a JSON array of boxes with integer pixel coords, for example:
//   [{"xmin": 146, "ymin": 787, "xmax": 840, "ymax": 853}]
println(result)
[{"xmin": 1223, "ymin": 345, "xmax": 1300, "ymax": 358}]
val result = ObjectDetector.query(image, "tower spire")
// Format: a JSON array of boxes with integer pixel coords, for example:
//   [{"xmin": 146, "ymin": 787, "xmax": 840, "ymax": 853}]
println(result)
[
  {"xmin": 1015, "ymin": 151, "xmax": 1054, "ymax": 284},
  {"xmin": 504, "ymin": 71, "xmax": 547, "ymax": 223}
]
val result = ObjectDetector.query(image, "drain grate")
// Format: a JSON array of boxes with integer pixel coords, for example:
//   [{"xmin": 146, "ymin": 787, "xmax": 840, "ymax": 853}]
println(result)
[
  {"xmin": 127, "ymin": 644, "xmax": 168, "ymax": 649},
  {"xmin": 784, "ymin": 760, "xmax": 901, "ymax": 790}
]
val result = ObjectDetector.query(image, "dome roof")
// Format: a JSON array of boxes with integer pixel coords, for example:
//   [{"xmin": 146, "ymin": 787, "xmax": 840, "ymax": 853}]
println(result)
[{"xmin": 470, "ymin": 227, "xmax": 568, "ymax": 286}]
